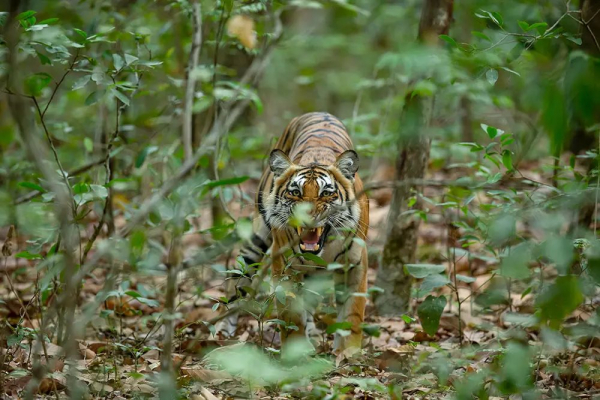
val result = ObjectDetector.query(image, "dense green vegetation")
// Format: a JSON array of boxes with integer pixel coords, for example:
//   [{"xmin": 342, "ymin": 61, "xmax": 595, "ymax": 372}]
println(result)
[{"xmin": 0, "ymin": 0, "xmax": 599, "ymax": 399}]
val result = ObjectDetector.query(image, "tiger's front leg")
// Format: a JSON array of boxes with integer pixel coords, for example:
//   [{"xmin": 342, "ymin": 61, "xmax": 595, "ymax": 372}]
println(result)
[{"xmin": 332, "ymin": 247, "xmax": 368, "ymax": 354}]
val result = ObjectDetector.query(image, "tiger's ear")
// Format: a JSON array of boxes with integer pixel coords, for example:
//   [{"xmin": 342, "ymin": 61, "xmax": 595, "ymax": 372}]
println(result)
[
  {"xmin": 269, "ymin": 149, "xmax": 292, "ymax": 177},
  {"xmin": 335, "ymin": 150, "xmax": 359, "ymax": 179}
]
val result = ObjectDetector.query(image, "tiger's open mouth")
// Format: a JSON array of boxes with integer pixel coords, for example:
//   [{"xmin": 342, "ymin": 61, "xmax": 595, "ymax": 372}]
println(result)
[{"xmin": 296, "ymin": 225, "xmax": 330, "ymax": 254}]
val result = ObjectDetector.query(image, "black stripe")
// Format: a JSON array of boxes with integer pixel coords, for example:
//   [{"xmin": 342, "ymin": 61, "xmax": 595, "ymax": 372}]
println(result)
[
  {"xmin": 251, "ymin": 234, "xmax": 269, "ymax": 251},
  {"xmin": 334, "ymin": 236, "xmax": 355, "ymax": 262}
]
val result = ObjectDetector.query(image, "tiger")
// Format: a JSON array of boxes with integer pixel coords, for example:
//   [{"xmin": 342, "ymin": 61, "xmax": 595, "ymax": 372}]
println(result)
[{"xmin": 218, "ymin": 112, "xmax": 369, "ymax": 354}]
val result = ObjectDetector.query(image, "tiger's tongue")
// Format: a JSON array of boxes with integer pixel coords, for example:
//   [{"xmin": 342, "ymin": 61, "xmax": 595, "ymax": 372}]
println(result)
[{"xmin": 302, "ymin": 230, "xmax": 320, "ymax": 245}]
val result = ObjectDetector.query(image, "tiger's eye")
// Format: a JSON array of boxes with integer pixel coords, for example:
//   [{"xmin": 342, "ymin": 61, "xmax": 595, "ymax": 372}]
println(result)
[{"xmin": 288, "ymin": 189, "xmax": 301, "ymax": 197}]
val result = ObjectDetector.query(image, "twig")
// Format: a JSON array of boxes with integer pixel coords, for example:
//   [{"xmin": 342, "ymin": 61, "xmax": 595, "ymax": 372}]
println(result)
[
  {"xmin": 31, "ymin": 96, "xmax": 75, "ymax": 207},
  {"xmin": 42, "ymin": 50, "xmax": 80, "ymax": 118},
  {"xmin": 183, "ymin": 1, "xmax": 202, "ymax": 162},
  {"xmin": 81, "ymin": 97, "xmax": 121, "ymax": 263}
]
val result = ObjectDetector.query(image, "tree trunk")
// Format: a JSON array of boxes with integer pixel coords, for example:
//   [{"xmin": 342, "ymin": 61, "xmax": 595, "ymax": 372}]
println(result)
[{"xmin": 374, "ymin": 0, "xmax": 454, "ymax": 316}]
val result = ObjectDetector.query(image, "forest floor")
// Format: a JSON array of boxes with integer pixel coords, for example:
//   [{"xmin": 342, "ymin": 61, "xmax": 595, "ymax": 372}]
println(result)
[{"xmin": 1, "ymin": 161, "xmax": 599, "ymax": 400}]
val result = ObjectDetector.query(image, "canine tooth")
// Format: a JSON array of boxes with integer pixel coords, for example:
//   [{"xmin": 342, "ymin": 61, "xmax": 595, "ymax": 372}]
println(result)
[
  {"xmin": 314, "ymin": 244, "xmax": 320, "ymax": 251},
  {"xmin": 297, "ymin": 227, "xmax": 302, "ymax": 236},
  {"xmin": 316, "ymin": 227, "xmax": 323, "ymax": 236},
  {"xmin": 300, "ymin": 243, "xmax": 306, "ymax": 250}
]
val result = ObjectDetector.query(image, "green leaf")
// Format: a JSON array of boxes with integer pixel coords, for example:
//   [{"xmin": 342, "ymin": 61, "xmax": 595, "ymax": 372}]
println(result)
[
  {"xmin": 563, "ymin": 33, "xmax": 582, "ymax": 45},
  {"xmin": 352, "ymin": 237, "xmax": 366, "ymax": 247},
  {"xmin": 475, "ymin": 10, "xmax": 503, "ymax": 27},
  {"xmin": 361, "ymin": 324, "xmax": 381, "ymax": 337},
  {"xmin": 90, "ymin": 184, "xmax": 108, "ymax": 199},
  {"xmin": 518, "ymin": 21, "xmax": 529, "ymax": 31},
  {"xmin": 204, "ymin": 176, "xmax": 249, "ymax": 189},
  {"xmin": 19, "ymin": 181, "xmax": 45, "ymax": 192},
  {"xmin": 130, "ymin": 230, "xmax": 146, "ymax": 254},
  {"xmin": 236, "ymin": 219, "xmax": 253, "ymax": 241},
  {"xmin": 16, "ymin": 10, "xmax": 36, "ymax": 21},
  {"xmin": 326, "ymin": 321, "xmax": 352, "ymax": 334},
  {"xmin": 502, "ymin": 150, "xmax": 513, "ymax": 171},
  {"xmin": 72, "ymin": 75, "xmax": 91, "ymax": 90},
  {"xmin": 471, "ymin": 31, "xmax": 491, "ymax": 42},
  {"xmin": 135, "ymin": 146, "xmax": 158, "ymax": 168},
  {"xmin": 500, "ymin": 66, "xmax": 520, "ymax": 77},
  {"xmin": 417, "ymin": 295, "xmax": 446, "ymax": 336},
  {"xmin": 124, "ymin": 53, "xmax": 138, "ymax": 66},
  {"xmin": 327, "ymin": 263, "xmax": 344, "ymax": 271},
  {"xmin": 405, "ymin": 264, "xmax": 446, "ymax": 278},
  {"xmin": 136, "ymin": 297, "xmax": 159, "ymax": 308},
  {"xmin": 113, "ymin": 54, "xmax": 124, "ymax": 71},
  {"xmin": 25, "ymin": 72, "xmax": 52, "ymax": 96},
  {"xmin": 15, "ymin": 251, "xmax": 43, "ymax": 260},
  {"xmin": 541, "ymin": 83, "xmax": 567, "ymax": 156},
  {"xmin": 125, "ymin": 290, "xmax": 141, "ymax": 298},
  {"xmin": 480, "ymin": 123, "xmax": 503, "ymax": 139},
  {"xmin": 111, "ymin": 88, "xmax": 130, "ymax": 106},
  {"xmin": 419, "ymin": 273, "xmax": 450, "ymax": 296},
  {"xmin": 26, "ymin": 24, "xmax": 49, "ymax": 32},
  {"xmin": 439, "ymin": 35, "xmax": 457, "ymax": 47},
  {"xmin": 401, "ymin": 314, "xmax": 415, "ymax": 323},
  {"xmin": 412, "ymin": 80, "xmax": 437, "ymax": 97},
  {"xmin": 275, "ymin": 285, "xmax": 286, "ymax": 305},
  {"xmin": 83, "ymin": 137, "xmax": 93, "ymax": 152},
  {"xmin": 486, "ymin": 68, "xmax": 498, "ymax": 86},
  {"xmin": 38, "ymin": 18, "xmax": 59, "ymax": 25},
  {"xmin": 528, "ymin": 22, "xmax": 548, "ymax": 34},
  {"xmin": 85, "ymin": 90, "xmax": 102, "ymax": 106},
  {"xmin": 587, "ymin": 257, "xmax": 600, "ymax": 284},
  {"xmin": 459, "ymin": 142, "xmax": 484, "ymax": 152},
  {"xmin": 536, "ymin": 276, "xmax": 583, "ymax": 327},
  {"xmin": 36, "ymin": 51, "xmax": 52, "ymax": 65},
  {"xmin": 73, "ymin": 28, "xmax": 87, "ymax": 39},
  {"xmin": 301, "ymin": 253, "xmax": 327, "ymax": 266}
]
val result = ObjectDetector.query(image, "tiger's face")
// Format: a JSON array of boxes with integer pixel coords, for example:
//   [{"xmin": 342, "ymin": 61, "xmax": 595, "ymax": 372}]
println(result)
[{"xmin": 264, "ymin": 149, "xmax": 361, "ymax": 255}]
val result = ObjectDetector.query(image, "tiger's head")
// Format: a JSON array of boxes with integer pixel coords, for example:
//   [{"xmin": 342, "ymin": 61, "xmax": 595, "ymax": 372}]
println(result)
[{"xmin": 263, "ymin": 149, "xmax": 361, "ymax": 254}]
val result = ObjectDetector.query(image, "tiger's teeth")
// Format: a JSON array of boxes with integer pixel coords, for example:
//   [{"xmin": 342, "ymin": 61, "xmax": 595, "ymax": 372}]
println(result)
[
  {"xmin": 316, "ymin": 227, "xmax": 323, "ymax": 237},
  {"xmin": 300, "ymin": 243, "xmax": 306, "ymax": 250},
  {"xmin": 314, "ymin": 243, "xmax": 320, "ymax": 251},
  {"xmin": 297, "ymin": 227, "xmax": 302, "ymax": 236}
]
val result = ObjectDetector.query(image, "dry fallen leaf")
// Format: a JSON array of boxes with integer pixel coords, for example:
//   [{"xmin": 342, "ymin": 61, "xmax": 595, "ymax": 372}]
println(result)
[{"xmin": 227, "ymin": 15, "xmax": 256, "ymax": 49}]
